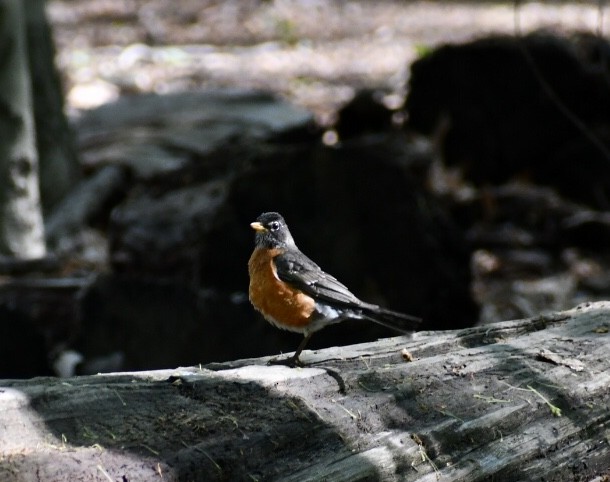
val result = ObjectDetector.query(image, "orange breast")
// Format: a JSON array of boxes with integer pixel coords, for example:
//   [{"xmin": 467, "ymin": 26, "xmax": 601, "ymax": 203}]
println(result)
[{"xmin": 248, "ymin": 247, "xmax": 315, "ymax": 333}]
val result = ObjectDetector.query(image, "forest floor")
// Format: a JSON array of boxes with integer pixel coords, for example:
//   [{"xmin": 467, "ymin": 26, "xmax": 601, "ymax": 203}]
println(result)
[{"xmin": 47, "ymin": 0, "xmax": 605, "ymax": 121}]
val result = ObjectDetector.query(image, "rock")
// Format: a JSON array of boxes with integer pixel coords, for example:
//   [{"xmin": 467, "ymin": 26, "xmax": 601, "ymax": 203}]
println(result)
[
  {"xmin": 109, "ymin": 180, "xmax": 229, "ymax": 278},
  {"xmin": 88, "ymin": 129, "xmax": 477, "ymax": 369},
  {"xmin": 0, "ymin": 277, "xmax": 89, "ymax": 377},
  {"xmin": 76, "ymin": 90, "xmax": 317, "ymax": 180},
  {"xmin": 45, "ymin": 164, "xmax": 129, "ymax": 246}
]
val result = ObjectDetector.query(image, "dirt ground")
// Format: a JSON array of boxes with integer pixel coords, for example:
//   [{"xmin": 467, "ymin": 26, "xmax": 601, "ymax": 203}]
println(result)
[{"xmin": 47, "ymin": 0, "xmax": 606, "ymax": 121}]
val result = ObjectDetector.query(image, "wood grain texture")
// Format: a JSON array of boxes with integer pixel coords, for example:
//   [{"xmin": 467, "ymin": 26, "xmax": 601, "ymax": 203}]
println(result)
[{"xmin": 1, "ymin": 302, "xmax": 609, "ymax": 481}]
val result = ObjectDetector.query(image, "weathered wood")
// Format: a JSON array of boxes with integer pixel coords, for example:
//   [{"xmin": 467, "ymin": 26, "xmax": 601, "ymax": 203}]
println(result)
[
  {"xmin": 1, "ymin": 302, "xmax": 609, "ymax": 481},
  {"xmin": 25, "ymin": 0, "xmax": 80, "ymax": 213},
  {"xmin": 0, "ymin": 0, "xmax": 46, "ymax": 258}
]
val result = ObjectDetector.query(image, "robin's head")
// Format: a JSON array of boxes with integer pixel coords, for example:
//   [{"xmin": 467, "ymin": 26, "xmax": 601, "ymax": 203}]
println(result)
[{"xmin": 250, "ymin": 212, "xmax": 296, "ymax": 249}]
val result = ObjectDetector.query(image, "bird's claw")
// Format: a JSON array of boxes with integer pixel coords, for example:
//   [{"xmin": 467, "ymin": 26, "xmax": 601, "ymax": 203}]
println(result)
[{"xmin": 267, "ymin": 356, "xmax": 304, "ymax": 368}]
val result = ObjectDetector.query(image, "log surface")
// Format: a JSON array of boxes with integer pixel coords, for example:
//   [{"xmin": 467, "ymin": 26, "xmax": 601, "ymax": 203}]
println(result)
[{"xmin": 1, "ymin": 302, "xmax": 610, "ymax": 481}]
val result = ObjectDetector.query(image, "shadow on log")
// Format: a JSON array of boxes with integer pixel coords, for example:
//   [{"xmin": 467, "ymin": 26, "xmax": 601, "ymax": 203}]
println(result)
[{"xmin": 1, "ymin": 302, "xmax": 609, "ymax": 481}]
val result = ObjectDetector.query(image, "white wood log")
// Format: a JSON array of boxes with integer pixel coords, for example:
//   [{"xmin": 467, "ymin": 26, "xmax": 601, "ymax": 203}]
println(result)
[{"xmin": 0, "ymin": 302, "xmax": 609, "ymax": 481}]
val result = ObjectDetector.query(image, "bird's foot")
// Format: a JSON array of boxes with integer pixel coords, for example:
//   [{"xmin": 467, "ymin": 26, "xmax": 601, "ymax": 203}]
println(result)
[{"xmin": 267, "ymin": 355, "xmax": 304, "ymax": 368}]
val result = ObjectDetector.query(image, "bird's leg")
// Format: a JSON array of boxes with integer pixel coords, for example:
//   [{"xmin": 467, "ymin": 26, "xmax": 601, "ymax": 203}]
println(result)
[
  {"xmin": 291, "ymin": 333, "xmax": 313, "ymax": 365},
  {"xmin": 268, "ymin": 333, "xmax": 313, "ymax": 368}
]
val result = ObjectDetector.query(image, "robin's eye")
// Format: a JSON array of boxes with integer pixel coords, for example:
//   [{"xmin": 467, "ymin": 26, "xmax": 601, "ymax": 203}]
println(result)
[{"xmin": 269, "ymin": 221, "xmax": 280, "ymax": 231}]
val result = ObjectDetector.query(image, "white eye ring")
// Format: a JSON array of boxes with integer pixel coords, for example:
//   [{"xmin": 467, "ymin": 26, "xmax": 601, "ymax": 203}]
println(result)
[{"xmin": 269, "ymin": 221, "xmax": 280, "ymax": 231}]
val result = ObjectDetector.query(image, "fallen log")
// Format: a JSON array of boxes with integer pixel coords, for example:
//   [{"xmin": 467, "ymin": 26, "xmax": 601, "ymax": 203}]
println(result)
[{"xmin": 1, "ymin": 302, "xmax": 609, "ymax": 481}]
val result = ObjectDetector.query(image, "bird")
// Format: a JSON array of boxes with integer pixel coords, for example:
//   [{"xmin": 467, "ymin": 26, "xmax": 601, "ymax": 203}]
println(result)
[{"xmin": 248, "ymin": 211, "xmax": 421, "ymax": 367}]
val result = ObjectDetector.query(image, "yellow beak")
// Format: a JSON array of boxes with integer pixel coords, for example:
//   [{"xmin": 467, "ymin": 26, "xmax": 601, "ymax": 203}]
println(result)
[{"xmin": 250, "ymin": 221, "xmax": 266, "ymax": 232}]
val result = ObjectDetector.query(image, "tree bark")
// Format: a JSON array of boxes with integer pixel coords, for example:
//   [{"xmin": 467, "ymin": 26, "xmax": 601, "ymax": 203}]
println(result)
[
  {"xmin": 25, "ymin": 0, "xmax": 79, "ymax": 213},
  {"xmin": 1, "ymin": 302, "xmax": 609, "ymax": 481},
  {"xmin": 0, "ymin": 0, "xmax": 46, "ymax": 258}
]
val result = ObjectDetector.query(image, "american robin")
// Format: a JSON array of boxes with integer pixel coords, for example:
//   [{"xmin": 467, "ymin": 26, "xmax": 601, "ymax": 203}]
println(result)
[{"xmin": 248, "ymin": 212, "xmax": 421, "ymax": 367}]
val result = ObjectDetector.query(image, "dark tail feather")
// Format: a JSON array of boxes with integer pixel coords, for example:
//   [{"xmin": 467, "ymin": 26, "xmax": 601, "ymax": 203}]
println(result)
[{"xmin": 360, "ymin": 304, "xmax": 421, "ymax": 334}]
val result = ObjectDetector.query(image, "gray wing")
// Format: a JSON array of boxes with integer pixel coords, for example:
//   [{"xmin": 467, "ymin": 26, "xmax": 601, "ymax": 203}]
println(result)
[
  {"xmin": 275, "ymin": 250, "xmax": 422, "ymax": 332},
  {"xmin": 273, "ymin": 250, "xmax": 363, "ymax": 307}
]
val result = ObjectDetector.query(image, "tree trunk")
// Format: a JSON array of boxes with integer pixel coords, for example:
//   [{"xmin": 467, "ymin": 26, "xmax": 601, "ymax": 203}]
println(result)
[
  {"xmin": 1, "ymin": 302, "xmax": 609, "ymax": 481},
  {"xmin": 25, "ymin": 0, "xmax": 79, "ymax": 213},
  {"xmin": 0, "ymin": 0, "xmax": 46, "ymax": 258}
]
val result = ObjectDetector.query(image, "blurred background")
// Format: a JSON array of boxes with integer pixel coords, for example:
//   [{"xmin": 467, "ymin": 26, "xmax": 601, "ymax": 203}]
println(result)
[{"xmin": 1, "ymin": 0, "xmax": 609, "ymax": 377}]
